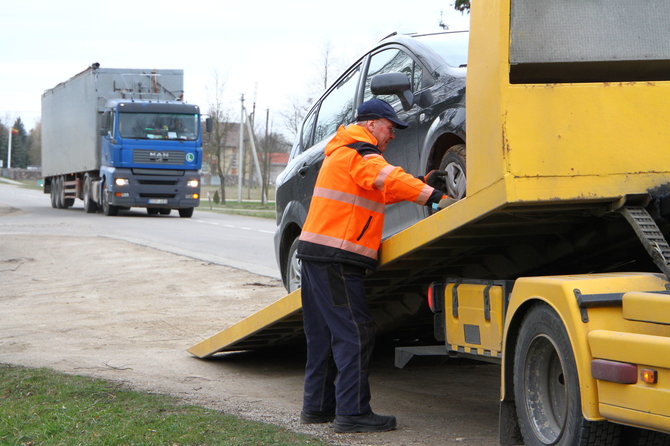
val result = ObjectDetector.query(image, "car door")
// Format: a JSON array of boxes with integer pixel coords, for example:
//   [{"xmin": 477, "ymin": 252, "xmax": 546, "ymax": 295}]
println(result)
[{"xmin": 361, "ymin": 46, "xmax": 429, "ymax": 237}]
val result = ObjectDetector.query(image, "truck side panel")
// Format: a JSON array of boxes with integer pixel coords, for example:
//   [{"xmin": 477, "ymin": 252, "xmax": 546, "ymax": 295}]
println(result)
[{"xmin": 41, "ymin": 71, "xmax": 99, "ymax": 178}]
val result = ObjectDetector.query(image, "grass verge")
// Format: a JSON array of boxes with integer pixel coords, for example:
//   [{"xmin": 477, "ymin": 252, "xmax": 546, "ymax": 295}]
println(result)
[{"xmin": 0, "ymin": 364, "xmax": 327, "ymax": 446}]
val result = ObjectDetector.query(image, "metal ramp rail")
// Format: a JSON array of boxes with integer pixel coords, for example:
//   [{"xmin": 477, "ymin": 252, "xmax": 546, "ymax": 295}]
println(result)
[{"xmin": 189, "ymin": 191, "xmax": 651, "ymax": 358}]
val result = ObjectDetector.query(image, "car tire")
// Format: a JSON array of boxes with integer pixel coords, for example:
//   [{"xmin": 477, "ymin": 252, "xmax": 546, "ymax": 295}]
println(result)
[
  {"xmin": 438, "ymin": 144, "xmax": 466, "ymax": 200},
  {"xmin": 285, "ymin": 236, "xmax": 302, "ymax": 293}
]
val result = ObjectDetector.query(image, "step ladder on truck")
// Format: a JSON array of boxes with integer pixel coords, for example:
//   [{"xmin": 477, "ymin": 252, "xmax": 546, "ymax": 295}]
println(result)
[{"xmin": 190, "ymin": 1, "xmax": 670, "ymax": 444}]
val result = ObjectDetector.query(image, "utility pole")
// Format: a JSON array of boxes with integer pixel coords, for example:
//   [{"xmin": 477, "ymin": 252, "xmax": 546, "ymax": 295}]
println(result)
[
  {"xmin": 6, "ymin": 127, "xmax": 14, "ymax": 169},
  {"xmin": 237, "ymin": 94, "xmax": 244, "ymax": 202}
]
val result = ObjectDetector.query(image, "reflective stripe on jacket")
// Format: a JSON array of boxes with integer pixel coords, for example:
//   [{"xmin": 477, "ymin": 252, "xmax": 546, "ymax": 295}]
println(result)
[{"xmin": 297, "ymin": 123, "xmax": 442, "ymax": 270}]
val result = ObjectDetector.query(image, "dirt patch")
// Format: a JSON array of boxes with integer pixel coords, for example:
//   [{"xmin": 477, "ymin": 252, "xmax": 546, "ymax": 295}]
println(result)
[{"xmin": 0, "ymin": 234, "xmax": 500, "ymax": 446}]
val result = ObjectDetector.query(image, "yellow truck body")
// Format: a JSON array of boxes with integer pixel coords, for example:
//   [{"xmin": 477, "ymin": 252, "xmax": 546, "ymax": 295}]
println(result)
[{"xmin": 192, "ymin": 1, "xmax": 670, "ymax": 443}]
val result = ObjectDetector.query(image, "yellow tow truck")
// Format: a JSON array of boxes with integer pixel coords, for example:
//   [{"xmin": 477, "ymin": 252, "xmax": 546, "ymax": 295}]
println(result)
[{"xmin": 191, "ymin": 1, "xmax": 670, "ymax": 444}]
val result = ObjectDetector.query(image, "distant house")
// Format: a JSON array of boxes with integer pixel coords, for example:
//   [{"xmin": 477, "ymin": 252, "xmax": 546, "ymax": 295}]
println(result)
[{"xmin": 202, "ymin": 122, "xmax": 290, "ymax": 187}]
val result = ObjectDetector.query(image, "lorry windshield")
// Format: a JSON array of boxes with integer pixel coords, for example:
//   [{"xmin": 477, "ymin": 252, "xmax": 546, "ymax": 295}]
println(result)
[{"xmin": 118, "ymin": 113, "xmax": 198, "ymax": 141}]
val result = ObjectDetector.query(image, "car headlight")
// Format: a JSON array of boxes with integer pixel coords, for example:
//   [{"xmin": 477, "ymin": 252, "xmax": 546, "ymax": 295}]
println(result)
[
  {"xmin": 115, "ymin": 178, "xmax": 129, "ymax": 186},
  {"xmin": 187, "ymin": 179, "xmax": 199, "ymax": 188}
]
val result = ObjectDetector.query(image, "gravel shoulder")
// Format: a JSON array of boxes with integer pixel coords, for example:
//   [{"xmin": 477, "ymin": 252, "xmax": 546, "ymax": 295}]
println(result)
[{"xmin": 0, "ymin": 230, "xmax": 500, "ymax": 445}]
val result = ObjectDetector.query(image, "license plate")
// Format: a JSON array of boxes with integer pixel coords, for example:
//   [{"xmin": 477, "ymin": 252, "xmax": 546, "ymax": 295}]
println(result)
[{"xmin": 148, "ymin": 199, "xmax": 168, "ymax": 204}]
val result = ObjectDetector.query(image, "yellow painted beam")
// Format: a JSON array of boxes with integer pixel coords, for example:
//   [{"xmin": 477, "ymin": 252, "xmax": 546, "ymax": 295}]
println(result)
[{"xmin": 188, "ymin": 289, "xmax": 302, "ymax": 358}]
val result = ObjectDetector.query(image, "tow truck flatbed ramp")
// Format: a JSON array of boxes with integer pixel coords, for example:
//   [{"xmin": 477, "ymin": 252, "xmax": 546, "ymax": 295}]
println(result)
[{"xmin": 189, "ymin": 189, "xmax": 648, "ymax": 358}]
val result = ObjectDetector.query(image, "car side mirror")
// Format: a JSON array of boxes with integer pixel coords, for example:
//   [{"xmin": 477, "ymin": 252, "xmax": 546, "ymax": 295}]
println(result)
[
  {"xmin": 205, "ymin": 117, "xmax": 213, "ymax": 133},
  {"xmin": 371, "ymin": 73, "xmax": 415, "ymax": 111}
]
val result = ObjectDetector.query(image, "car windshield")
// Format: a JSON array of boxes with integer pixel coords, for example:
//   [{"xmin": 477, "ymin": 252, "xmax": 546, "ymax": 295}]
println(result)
[
  {"xmin": 413, "ymin": 31, "xmax": 469, "ymax": 68},
  {"xmin": 118, "ymin": 112, "xmax": 198, "ymax": 141}
]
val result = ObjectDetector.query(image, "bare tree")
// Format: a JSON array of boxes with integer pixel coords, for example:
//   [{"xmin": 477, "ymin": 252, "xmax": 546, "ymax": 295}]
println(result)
[{"xmin": 205, "ymin": 71, "xmax": 232, "ymax": 204}]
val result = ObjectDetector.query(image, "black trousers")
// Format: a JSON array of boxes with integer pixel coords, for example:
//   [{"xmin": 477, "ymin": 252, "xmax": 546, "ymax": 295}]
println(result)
[{"xmin": 300, "ymin": 260, "xmax": 375, "ymax": 416}]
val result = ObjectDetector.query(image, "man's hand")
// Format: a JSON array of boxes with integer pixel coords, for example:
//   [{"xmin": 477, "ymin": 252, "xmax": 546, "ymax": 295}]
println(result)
[
  {"xmin": 438, "ymin": 196, "xmax": 458, "ymax": 209},
  {"xmin": 422, "ymin": 170, "xmax": 448, "ymax": 189}
]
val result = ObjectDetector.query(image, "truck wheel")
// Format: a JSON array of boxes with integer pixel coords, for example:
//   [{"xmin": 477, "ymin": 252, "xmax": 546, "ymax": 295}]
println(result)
[
  {"xmin": 101, "ymin": 185, "xmax": 118, "ymax": 216},
  {"xmin": 147, "ymin": 208, "xmax": 159, "ymax": 215},
  {"xmin": 83, "ymin": 175, "xmax": 98, "ymax": 213},
  {"xmin": 178, "ymin": 207, "xmax": 194, "ymax": 218},
  {"xmin": 438, "ymin": 144, "xmax": 466, "ymax": 200},
  {"xmin": 285, "ymin": 236, "xmax": 301, "ymax": 293},
  {"xmin": 49, "ymin": 179, "xmax": 58, "ymax": 208},
  {"xmin": 514, "ymin": 304, "xmax": 619, "ymax": 446},
  {"xmin": 55, "ymin": 176, "xmax": 64, "ymax": 209},
  {"xmin": 159, "ymin": 208, "xmax": 171, "ymax": 215}
]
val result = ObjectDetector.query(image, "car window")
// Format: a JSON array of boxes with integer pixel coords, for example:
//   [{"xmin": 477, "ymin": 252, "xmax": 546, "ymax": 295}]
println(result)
[
  {"xmin": 300, "ymin": 107, "xmax": 317, "ymax": 151},
  {"xmin": 363, "ymin": 48, "xmax": 423, "ymax": 107},
  {"xmin": 313, "ymin": 64, "xmax": 361, "ymax": 143}
]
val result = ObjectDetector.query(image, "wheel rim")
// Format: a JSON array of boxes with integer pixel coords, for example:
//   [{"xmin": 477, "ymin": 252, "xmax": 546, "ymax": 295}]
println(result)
[
  {"xmin": 444, "ymin": 161, "xmax": 466, "ymax": 199},
  {"xmin": 522, "ymin": 334, "xmax": 568, "ymax": 444},
  {"xmin": 287, "ymin": 247, "xmax": 301, "ymax": 292}
]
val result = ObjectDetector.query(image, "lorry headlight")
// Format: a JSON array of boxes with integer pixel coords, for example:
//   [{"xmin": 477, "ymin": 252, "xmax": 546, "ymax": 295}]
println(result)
[
  {"xmin": 187, "ymin": 179, "xmax": 199, "ymax": 188},
  {"xmin": 115, "ymin": 178, "xmax": 129, "ymax": 186}
]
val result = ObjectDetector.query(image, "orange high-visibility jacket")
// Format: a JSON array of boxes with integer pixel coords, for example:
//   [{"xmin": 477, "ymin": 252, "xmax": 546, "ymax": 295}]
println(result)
[{"xmin": 297, "ymin": 123, "xmax": 442, "ymax": 270}]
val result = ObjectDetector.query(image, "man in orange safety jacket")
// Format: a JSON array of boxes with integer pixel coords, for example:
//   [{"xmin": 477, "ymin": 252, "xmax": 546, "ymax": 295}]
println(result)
[{"xmin": 297, "ymin": 98, "xmax": 450, "ymax": 433}]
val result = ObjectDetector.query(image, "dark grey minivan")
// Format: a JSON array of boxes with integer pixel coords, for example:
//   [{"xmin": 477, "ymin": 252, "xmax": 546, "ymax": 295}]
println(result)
[{"xmin": 274, "ymin": 31, "xmax": 469, "ymax": 292}]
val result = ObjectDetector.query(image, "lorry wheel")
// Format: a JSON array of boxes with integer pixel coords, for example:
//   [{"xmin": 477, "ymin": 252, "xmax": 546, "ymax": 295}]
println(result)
[
  {"xmin": 54, "ymin": 176, "xmax": 64, "ymax": 209},
  {"xmin": 101, "ymin": 186, "xmax": 118, "ymax": 216},
  {"xmin": 147, "ymin": 208, "xmax": 159, "ymax": 215},
  {"xmin": 285, "ymin": 237, "xmax": 301, "ymax": 293},
  {"xmin": 514, "ymin": 304, "xmax": 619, "ymax": 446},
  {"xmin": 49, "ymin": 180, "xmax": 58, "ymax": 208},
  {"xmin": 178, "ymin": 207, "xmax": 194, "ymax": 218},
  {"xmin": 438, "ymin": 144, "xmax": 466, "ymax": 200},
  {"xmin": 159, "ymin": 208, "xmax": 171, "ymax": 215},
  {"xmin": 83, "ymin": 175, "xmax": 98, "ymax": 213}
]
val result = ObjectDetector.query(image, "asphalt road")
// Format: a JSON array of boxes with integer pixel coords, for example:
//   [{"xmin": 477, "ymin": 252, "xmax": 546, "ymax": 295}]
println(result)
[{"xmin": 0, "ymin": 180, "xmax": 280, "ymax": 279}]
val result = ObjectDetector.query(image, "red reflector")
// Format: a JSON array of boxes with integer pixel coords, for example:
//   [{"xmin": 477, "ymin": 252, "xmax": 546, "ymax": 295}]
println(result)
[
  {"xmin": 641, "ymin": 368, "xmax": 658, "ymax": 384},
  {"xmin": 427, "ymin": 285, "xmax": 435, "ymax": 312},
  {"xmin": 592, "ymin": 359, "xmax": 637, "ymax": 384}
]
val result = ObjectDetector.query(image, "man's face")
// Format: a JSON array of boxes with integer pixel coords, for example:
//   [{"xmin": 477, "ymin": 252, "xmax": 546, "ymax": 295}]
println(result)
[{"xmin": 368, "ymin": 118, "xmax": 396, "ymax": 152}]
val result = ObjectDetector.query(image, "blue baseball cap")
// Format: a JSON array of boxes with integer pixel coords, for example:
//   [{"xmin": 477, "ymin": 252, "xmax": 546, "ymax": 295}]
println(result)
[{"xmin": 356, "ymin": 98, "xmax": 408, "ymax": 129}]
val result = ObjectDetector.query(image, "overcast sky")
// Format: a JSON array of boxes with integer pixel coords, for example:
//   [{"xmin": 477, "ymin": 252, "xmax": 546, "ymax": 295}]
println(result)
[{"xmin": 0, "ymin": 0, "xmax": 469, "ymax": 135}]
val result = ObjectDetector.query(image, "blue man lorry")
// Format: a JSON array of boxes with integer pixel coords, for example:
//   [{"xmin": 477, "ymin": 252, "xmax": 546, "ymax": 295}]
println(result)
[{"xmin": 41, "ymin": 64, "xmax": 206, "ymax": 218}]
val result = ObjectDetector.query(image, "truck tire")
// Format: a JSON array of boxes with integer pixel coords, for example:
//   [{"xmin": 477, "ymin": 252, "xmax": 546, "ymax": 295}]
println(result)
[
  {"xmin": 438, "ymin": 144, "xmax": 466, "ymax": 200},
  {"xmin": 285, "ymin": 236, "xmax": 301, "ymax": 293},
  {"xmin": 101, "ymin": 183, "xmax": 118, "ymax": 216},
  {"xmin": 49, "ymin": 179, "xmax": 58, "ymax": 208},
  {"xmin": 513, "ymin": 303, "xmax": 620, "ymax": 446},
  {"xmin": 147, "ymin": 208, "xmax": 159, "ymax": 215},
  {"xmin": 83, "ymin": 175, "xmax": 98, "ymax": 213},
  {"xmin": 178, "ymin": 207, "xmax": 194, "ymax": 218},
  {"xmin": 54, "ymin": 176, "xmax": 64, "ymax": 209},
  {"xmin": 159, "ymin": 208, "xmax": 171, "ymax": 215}
]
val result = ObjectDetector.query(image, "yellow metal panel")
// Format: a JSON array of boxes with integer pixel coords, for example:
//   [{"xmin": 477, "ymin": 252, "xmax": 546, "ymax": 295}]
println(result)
[
  {"xmin": 588, "ymin": 330, "xmax": 670, "ymax": 369},
  {"xmin": 600, "ymin": 403, "xmax": 670, "ymax": 434},
  {"xmin": 188, "ymin": 290, "xmax": 302, "ymax": 358},
  {"xmin": 597, "ymin": 379, "xmax": 670, "ymax": 421},
  {"xmin": 505, "ymin": 83, "xmax": 670, "ymax": 179},
  {"xmin": 466, "ymin": 0, "xmax": 510, "ymax": 196},
  {"xmin": 623, "ymin": 292, "xmax": 670, "ymax": 325},
  {"xmin": 444, "ymin": 283, "xmax": 504, "ymax": 357}
]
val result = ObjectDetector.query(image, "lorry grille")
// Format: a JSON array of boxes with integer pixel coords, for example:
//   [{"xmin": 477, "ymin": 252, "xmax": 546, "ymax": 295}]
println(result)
[{"xmin": 133, "ymin": 150, "xmax": 185, "ymax": 165}]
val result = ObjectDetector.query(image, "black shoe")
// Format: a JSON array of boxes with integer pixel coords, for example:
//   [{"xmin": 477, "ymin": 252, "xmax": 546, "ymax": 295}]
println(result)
[
  {"xmin": 333, "ymin": 412, "xmax": 397, "ymax": 433},
  {"xmin": 300, "ymin": 410, "xmax": 335, "ymax": 424}
]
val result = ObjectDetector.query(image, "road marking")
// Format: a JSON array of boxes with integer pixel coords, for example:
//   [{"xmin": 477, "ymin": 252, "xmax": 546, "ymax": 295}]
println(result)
[{"xmin": 193, "ymin": 219, "xmax": 274, "ymax": 234}]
